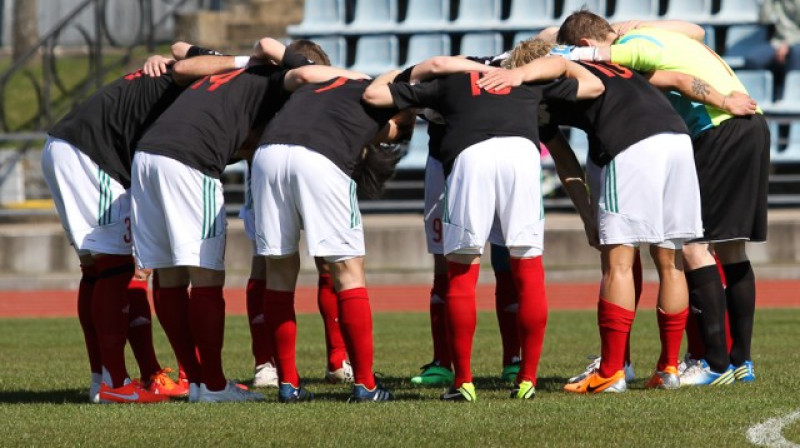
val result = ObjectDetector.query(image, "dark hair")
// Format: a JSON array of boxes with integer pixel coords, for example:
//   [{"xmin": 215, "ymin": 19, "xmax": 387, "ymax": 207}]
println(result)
[
  {"xmin": 288, "ymin": 39, "xmax": 331, "ymax": 66},
  {"xmin": 557, "ymin": 8, "xmax": 615, "ymax": 45},
  {"xmin": 351, "ymin": 144, "xmax": 404, "ymax": 199}
]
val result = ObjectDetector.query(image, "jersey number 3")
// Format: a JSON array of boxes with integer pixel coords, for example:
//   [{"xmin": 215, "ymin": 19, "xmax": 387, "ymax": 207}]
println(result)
[{"xmin": 191, "ymin": 69, "xmax": 245, "ymax": 92}]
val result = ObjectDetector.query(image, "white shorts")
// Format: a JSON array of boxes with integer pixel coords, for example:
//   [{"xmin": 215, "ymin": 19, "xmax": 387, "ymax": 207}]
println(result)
[
  {"xmin": 444, "ymin": 137, "xmax": 544, "ymax": 257},
  {"xmin": 585, "ymin": 133, "xmax": 703, "ymax": 248},
  {"xmin": 238, "ymin": 160, "xmax": 257, "ymax": 245},
  {"xmin": 423, "ymin": 156, "xmax": 446, "ymax": 255},
  {"xmin": 130, "ymin": 152, "xmax": 226, "ymax": 270},
  {"xmin": 41, "ymin": 136, "xmax": 132, "ymax": 256},
  {"xmin": 251, "ymin": 144, "xmax": 365, "ymax": 260}
]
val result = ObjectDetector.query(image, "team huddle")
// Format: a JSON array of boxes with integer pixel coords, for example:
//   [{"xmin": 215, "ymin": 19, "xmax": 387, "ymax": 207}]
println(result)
[{"xmin": 42, "ymin": 9, "xmax": 768, "ymax": 404}]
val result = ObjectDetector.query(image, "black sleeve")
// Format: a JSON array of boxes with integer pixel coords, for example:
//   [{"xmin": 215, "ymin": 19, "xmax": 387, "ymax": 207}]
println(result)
[
  {"xmin": 388, "ymin": 79, "xmax": 442, "ymax": 110},
  {"xmin": 393, "ymin": 65, "xmax": 415, "ymax": 83},
  {"xmin": 186, "ymin": 46, "xmax": 223, "ymax": 58},
  {"xmin": 537, "ymin": 103, "xmax": 560, "ymax": 143},
  {"xmin": 282, "ymin": 47, "xmax": 314, "ymax": 69},
  {"xmin": 540, "ymin": 78, "xmax": 580, "ymax": 102}
]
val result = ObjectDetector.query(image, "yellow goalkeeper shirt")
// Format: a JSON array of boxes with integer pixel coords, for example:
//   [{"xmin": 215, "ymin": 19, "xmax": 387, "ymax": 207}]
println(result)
[{"xmin": 610, "ymin": 27, "xmax": 761, "ymax": 137}]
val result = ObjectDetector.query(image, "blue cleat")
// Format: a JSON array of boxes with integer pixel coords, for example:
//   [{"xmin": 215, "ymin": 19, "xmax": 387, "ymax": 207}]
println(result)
[
  {"xmin": 679, "ymin": 359, "xmax": 735, "ymax": 386},
  {"xmin": 278, "ymin": 382, "xmax": 314, "ymax": 403},
  {"xmin": 734, "ymin": 361, "xmax": 756, "ymax": 382},
  {"xmin": 349, "ymin": 383, "xmax": 393, "ymax": 403}
]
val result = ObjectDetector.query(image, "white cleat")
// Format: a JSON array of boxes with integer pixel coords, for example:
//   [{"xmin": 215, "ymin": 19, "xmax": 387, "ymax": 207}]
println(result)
[
  {"xmin": 198, "ymin": 382, "xmax": 264, "ymax": 403},
  {"xmin": 89, "ymin": 372, "xmax": 102, "ymax": 404},
  {"xmin": 678, "ymin": 353, "xmax": 702, "ymax": 375},
  {"xmin": 325, "ymin": 360, "xmax": 354, "ymax": 384},
  {"xmin": 253, "ymin": 362, "xmax": 279, "ymax": 388}
]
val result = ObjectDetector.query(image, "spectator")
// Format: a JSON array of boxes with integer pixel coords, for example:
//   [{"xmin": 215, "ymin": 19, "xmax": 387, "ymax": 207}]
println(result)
[{"xmin": 741, "ymin": 0, "xmax": 800, "ymax": 98}]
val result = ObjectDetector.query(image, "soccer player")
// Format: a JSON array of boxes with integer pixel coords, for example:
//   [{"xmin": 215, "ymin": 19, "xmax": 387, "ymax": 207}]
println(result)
[
  {"xmin": 41, "ymin": 42, "xmax": 230, "ymax": 403},
  {"xmin": 491, "ymin": 37, "xmax": 706, "ymax": 393},
  {"xmin": 250, "ymin": 66, "xmax": 418, "ymax": 403},
  {"xmin": 131, "ymin": 38, "xmax": 356, "ymax": 403},
  {"xmin": 364, "ymin": 55, "xmax": 604, "ymax": 401},
  {"xmin": 556, "ymin": 11, "xmax": 769, "ymax": 386}
]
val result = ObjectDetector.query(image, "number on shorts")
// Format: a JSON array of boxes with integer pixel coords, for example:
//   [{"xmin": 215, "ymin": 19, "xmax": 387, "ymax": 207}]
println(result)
[
  {"xmin": 432, "ymin": 218, "xmax": 443, "ymax": 243},
  {"xmin": 123, "ymin": 217, "xmax": 132, "ymax": 244},
  {"xmin": 191, "ymin": 68, "xmax": 246, "ymax": 92}
]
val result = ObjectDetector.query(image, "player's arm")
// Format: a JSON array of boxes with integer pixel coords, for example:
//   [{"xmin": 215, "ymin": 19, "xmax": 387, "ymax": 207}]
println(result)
[
  {"xmin": 171, "ymin": 55, "xmax": 244, "ymax": 85},
  {"xmin": 646, "ymin": 70, "xmax": 758, "ymax": 115},
  {"xmin": 144, "ymin": 41, "xmax": 223, "ymax": 77},
  {"xmin": 408, "ymin": 56, "xmax": 495, "ymax": 83},
  {"xmin": 362, "ymin": 70, "xmax": 405, "ymax": 107},
  {"xmin": 476, "ymin": 57, "xmax": 605, "ymax": 99},
  {"xmin": 613, "ymin": 20, "xmax": 706, "ymax": 41},
  {"xmin": 283, "ymin": 65, "xmax": 370, "ymax": 92}
]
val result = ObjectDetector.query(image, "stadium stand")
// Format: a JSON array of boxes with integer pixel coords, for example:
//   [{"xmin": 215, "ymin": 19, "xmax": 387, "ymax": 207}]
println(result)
[
  {"xmin": 736, "ymin": 69, "xmax": 774, "ymax": 106},
  {"xmin": 502, "ymin": 0, "xmax": 556, "ymax": 30},
  {"xmin": 708, "ymin": 0, "xmax": 761, "ymax": 25},
  {"xmin": 771, "ymin": 71, "xmax": 800, "ymax": 113},
  {"xmin": 346, "ymin": 0, "xmax": 397, "ymax": 34},
  {"xmin": 349, "ymin": 34, "xmax": 399, "ymax": 76},
  {"xmin": 450, "ymin": 0, "xmax": 502, "ymax": 31},
  {"xmin": 607, "ymin": 0, "xmax": 660, "ymax": 23},
  {"xmin": 558, "ymin": 0, "xmax": 607, "ymax": 21},
  {"xmin": 459, "ymin": 32, "xmax": 504, "ymax": 57},
  {"xmin": 663, "ymin": 0, "xmax": 712, "ymax": 22},
  {"xmin": 287, "ymin": 0, "xmax": 345, "ymax": 35},
  {"xmin": 396, "ymin": 121, "xmax": 430, "ymax": 170},
  {"xmin": 405, "ymin": 34, "xmax": 452, "ymax": 65},
  {"xmin": 400, "ymin": 0, "xmax": 450, "ymax": 32},
  {"xmin": 312, "ymin": 35, "xmax": 347, "ymax": 67},
  {"xmin": 723, "ymin": 24, "xmax": 770, "ymax": 69}
]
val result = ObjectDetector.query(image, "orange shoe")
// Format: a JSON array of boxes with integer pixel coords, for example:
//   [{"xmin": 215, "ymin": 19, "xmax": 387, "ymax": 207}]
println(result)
[
  {"xmin": 564, "ymin": 369, "xmax": 627, "ymax": 394},
  {"xmin": 645, "ymin": 366, "xmax": 680, "ymax": 389},
  {"xmin": 99, "ymin": 380, "xmax": 170, "ymax": 403},
  {"xmin": 147, "ymin": 368, "xmax": 189, "ymax": 397}
]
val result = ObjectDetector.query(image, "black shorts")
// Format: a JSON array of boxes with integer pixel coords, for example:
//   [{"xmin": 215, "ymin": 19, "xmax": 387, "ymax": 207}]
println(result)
[{"xmin": 691, "ymin": 114, "xmax": 770, "ymax": 243}]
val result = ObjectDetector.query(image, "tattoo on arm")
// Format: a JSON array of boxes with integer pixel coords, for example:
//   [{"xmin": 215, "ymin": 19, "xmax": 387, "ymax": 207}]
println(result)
[{"xmin": 691, "ymin": 77, "xmax": 710, "ymax": 99}]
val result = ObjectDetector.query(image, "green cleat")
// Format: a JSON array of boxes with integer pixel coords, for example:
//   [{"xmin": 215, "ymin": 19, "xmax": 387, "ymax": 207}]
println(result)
[
  {"xmin": 411, "ymin": 362, "xmax": 454, "ymax": 386},
  {"xmin": 440, "ymin": 382, "xmax": 477, "ymax": 402},
  {"xmin": 501, "ymin": 360, "xmax": 521, "ymax": 384},
  {"xmin": 510, "ymin": 380, "xmax": 536, "ymax": 399}
]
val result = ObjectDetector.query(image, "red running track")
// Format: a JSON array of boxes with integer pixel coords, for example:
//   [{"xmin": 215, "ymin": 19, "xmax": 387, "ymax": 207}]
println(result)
[{"xmin": 2, "ymin": 281, "xmax": 799, "ymax": 318}]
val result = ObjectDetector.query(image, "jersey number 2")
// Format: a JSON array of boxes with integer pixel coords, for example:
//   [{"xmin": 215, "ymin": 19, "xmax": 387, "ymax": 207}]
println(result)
[{"xmin": 191, "ymin": 69, "xmax": 245, "ymax": 92}]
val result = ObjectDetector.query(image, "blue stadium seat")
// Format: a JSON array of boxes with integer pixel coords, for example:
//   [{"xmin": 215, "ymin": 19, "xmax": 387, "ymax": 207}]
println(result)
[
  {"xmin": 770, "ymin": 71, "xmax": 800, "ymax": 112},
  {"xmin": 308, "ymin": 36, "xmax": 347, "ymax": 67},
  {"xmin": 736, "ymin": 69, "xmax": 774, "ymax": 106},
  {"xmin": 349, "ymin": 35, "xmax": 400, "ymax": 76},
  {"xmin": 287, "ymin": 0, "xmax": 345, "ymax": 35},
  {"xmin": 723, "ymin": 25, "xmax": 769, "ymax": 69},
  {"xmin": 346, "ymin": 0, "xmax": 398, "ymax": 34},
  {"xmin": 502, "ymin": 0, "xmax": 555, "ymax": 30},
  {"xmin": 401, "ymin": 0, "xmax": 450, "ymax": 32},
  {"xmin": 663, "ymin": 0, "xmax": 712, "ymax": 22},
  {"xmin": 396, "ymin": 121, "xmax": 430, "ymax": 170},
  {"xmin": 568, "ymin": 128, "xmax": 589, "ymax": 166},
  {"xmin": 558, "ymin": 0, "xmax": 606, "ymax": 20},
  {"xmin": 405, "ymin": 34, "xmax": 451, "ymax": 65},
  {"xmin": 708, "ymin": 0, "xmax": 760, "ymax": 25},
  {"xmin": 703, "ymin": 25, "xmax": 716, "ymax": 51},
  {"xmin": 607, "ymin": 0, "xmax": 659, "ymax": 22},
  {"xmin": 777, "ymin": 122, "xmax": 800, "ymax": 163},
  {"xmin": 460, "ymin": 32, "xmax": 504, "ymax": 58},
  {"xmin": 512, "ymin": 30, "xmax": 541, "ymax": 46},
  {"xmin": 451, "ymin": 0, "xmax": 502, "ymax": 31}
]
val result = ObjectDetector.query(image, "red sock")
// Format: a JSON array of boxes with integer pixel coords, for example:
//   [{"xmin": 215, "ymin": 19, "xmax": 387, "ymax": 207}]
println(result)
[
  {"xmin": 78, "ymin": 264, "xmax": 102, "ymax": 374},
  {"xmin": 625, "ymin": 253, "xmax": 643, "ymax": 364},
  {"xmin": 495, "ymin": 270, "xmax": 521, "ymax": 366},
  {"xmin": 188, "ymin": 286, "xmax": 227, "ymax": 391},
  {"xmin": 127, "ymin": 278, "xmax": 161, "ymax": 379},
  {"xmin": 725, "ymin": 311, "xmax": 733, "ymax": 353},
  {"xmin": 430, "ymin": 273, "xmax": 451, "ymax": 368},
  {"xmin": 446, "ymin": 261, "xmax": 480, "ymax": 388},
  {"xmin": 92, "ymin": 255, "xmax": 135, "ymax": 387},
  {"xmin": 597, "ymin": 298, "xmax": 635, "ymax": 378},
  {"xmin": 510, "ymin": 257, "xmax": 547, "ymax": 385},
  {"xmin": 153, "ymin": 285, "xmax": 201, "ymax": 383},
  {"xmin": 715, "ymin": 255, "xmax": 734, "ymax": 353},
  {"xmin": 338, "ymin": 287, "xmax": 375, "ymax": 389},
  {"xmin": 264, "ymin": 289, "xmax": 299, "ymax": 387},
  {"xmin": 685, "ymin": 310, "xmax": 706, "ymax": 359},
  {"xmin": 318, "ymin": 274, "xmax": 348, "ymax": 371},
  {"xmin": 657, "ymin": 307, "xmax": 689, "ymax": 370},
  {"xmin": 246, "ymin": 279, "xmax": 273, "ymax": 366}
]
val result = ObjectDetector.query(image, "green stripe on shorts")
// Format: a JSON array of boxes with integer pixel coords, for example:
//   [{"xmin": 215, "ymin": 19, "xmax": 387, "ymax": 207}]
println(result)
[{"xmin": 97, "ymin": 169, "xmax": 112, "ymax": 226}]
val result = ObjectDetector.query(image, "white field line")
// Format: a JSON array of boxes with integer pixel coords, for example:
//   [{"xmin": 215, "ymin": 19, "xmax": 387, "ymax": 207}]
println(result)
[{"xmin": 747, "ymin": 410, "xmax": 800, "ymax": 447}]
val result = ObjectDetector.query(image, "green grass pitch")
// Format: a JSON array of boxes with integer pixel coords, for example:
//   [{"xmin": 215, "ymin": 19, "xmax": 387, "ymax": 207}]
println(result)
[{"xmin": 1, "ymin": 309, "xmax": 798, "ymax": 447}]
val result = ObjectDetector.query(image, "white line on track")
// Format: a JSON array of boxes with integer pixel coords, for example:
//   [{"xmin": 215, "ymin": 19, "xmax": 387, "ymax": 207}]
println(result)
[{"xmin": 747, "ymin": 410, "xmax": 800, "ymax": 447}]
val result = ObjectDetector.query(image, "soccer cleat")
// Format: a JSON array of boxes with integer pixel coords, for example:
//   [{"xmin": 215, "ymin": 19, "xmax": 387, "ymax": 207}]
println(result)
[
  {"xmin": 440, "ymin": 382, "xmax": 477, "ymax": 402},
  {"xmin": 89, "ymin": 372, "xmax": 102, "ymax": 404},
  {"xmin": 734, "ymin": 361, "xmax": 756, "ymax": 382},
  {"xmin": 98, "ymin": 379, "xmax": 170, "ymax": 403},
  {"xmin": 325, "ymin": 360, "xmax": 354, "ymax": 384},
  {"xmin": 410, "ymin": 361, "xmax": 455, "ymax": 386},
  {"xmin": 188, "ymin": 383, "xmax": 200, "ymax": 402},
  {"xmin": 645, "ymin": 366, "xmax": 680, "ymax": 389},
  {"xmin": 510, "ymin": 381, "xmax": 536, "ymax": 399},
  {"xmin": 679, "ymin": 359, "xmax": 735, "ymax": 386},
  {"xmin": 564, "ymin": 370, "xmax": 627, "ymax": 394},
  {"xmin": 678, "ymin": 353, "xmax": 702, "ymax": 375},
  {"xmin": 278, "ymin": 382, "xmax": 314, "ymax": 403},
  {"xmin": 501, "ymin": 359, "xmax": 521, "ymax": 384},
  {"xmin": 568, "ymin": 356, "xmax": 635, "ymax": 384},
  {"xmin": 146, "ymin": 368, "xmax": 189, "ymax": 397},
  {"xmin": 349, "ymin": 383, "xmax": 394, "ymax": 403},
  {"xmin": 253, "ymin": 362, "xmax": 279, "ymax": 388},
  {"xmin": 198, "ymin": 381, "xmax": 263, "ymax": 403}
]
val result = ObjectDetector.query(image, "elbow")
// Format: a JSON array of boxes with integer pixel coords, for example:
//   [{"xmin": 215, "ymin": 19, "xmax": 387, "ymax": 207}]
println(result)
[
  {"xmin": 362, "ymin": 86, "xmax": 380, "ymax": 105},
  {"xmin": 172, "ymin": 59, "xmax": 189, "ymax": 76},
  {"xmin": 171, "ymin": 41, "xmax": 191, "ymax": 60},
  {"xmin": 427, "ymin": 56, "xmax": 452, "ymax": 75},
  {"xmin": 584, "ymin": 81, "xmax": 605, "ymax": 99}
]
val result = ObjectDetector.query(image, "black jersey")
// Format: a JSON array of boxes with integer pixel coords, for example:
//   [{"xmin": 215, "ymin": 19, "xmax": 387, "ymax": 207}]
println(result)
[
  {"xmin": 539, "ymin": 61, "xmax": 688, "ymax": 166},
  {"xmin": 48, "ymin": 70, "xmax": 183, "ymax": 188},
  {"xmin": 137, "ymin": 65, "xmax": 290, "ymax": 179},
  {"xmin": 261, "ymin": 78, "xmax": 399, "ymax": 176},
  {"xmin": 389, "ymin": 72, "xmax": 579, "ymax": 175},
  {"xmin": 427, "ymin": 121, "xmax": 446, "ymax": 162}
]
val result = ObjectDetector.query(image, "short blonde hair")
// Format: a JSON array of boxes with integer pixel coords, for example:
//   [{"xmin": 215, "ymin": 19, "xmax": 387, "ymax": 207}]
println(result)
[{"xmin": 503, "ymin": 38, "xmax": 556, "ymax": 69}]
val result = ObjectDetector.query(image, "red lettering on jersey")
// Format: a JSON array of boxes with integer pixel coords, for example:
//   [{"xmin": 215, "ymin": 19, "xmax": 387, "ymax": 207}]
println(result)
[
  {"xmin": 582, "ymin": 62, "xmax": 633, "ymax": 79},
  {"xmin": 124, "ymin": 70, "xmax": 144, "ymax": 81},
  {"xmin": 190, "ymin": 68, "xmax": 246, "ymax": 92},
  {"xmin": 314, "ymin": 76, "xmax": 348, "ymax": 93},
  {"xmin": 469, "ymin": 71, "xmax": 512, "ymax": 96}
]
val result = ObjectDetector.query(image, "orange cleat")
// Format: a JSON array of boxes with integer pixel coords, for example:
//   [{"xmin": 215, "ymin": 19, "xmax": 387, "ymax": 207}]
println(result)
[
  {"xmin": 99, "ymin": 380, "xmax": 170, "ymax": 403},
  {"xmin": 564, "ymin": 369, "xmax": 627, "ymax": 394},
  {"xmin": 146, "ymin": 368, "xmax": 189, "ymax": 397},
  {"xmin": 645, "ymin": 366, "xmax": 680, "ymax": 389}
]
